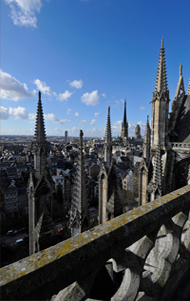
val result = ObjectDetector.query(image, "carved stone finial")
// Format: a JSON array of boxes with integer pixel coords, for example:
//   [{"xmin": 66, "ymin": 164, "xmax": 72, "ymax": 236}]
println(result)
[
  {"xmin": 161, "ymin": 38, "xmax": 164, "ymax": 48},
  {"xmin": 39, "ymin": 91, "xmax": 41, "ymax": 100},
  {"xmin": 180, "ymin": 64, "xmax": 182, "ymax": 76}
]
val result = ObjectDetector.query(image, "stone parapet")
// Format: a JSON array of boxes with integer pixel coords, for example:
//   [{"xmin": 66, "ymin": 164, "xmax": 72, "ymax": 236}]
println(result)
[{"xmin": 1, "ymin": 185, "xmax": 190, "ymax": 300}]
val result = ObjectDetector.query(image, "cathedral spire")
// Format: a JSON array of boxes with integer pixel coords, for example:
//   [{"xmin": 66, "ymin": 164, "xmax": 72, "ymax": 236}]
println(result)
[
  {"xmin": 144, "ymin": 115, "xmax": 150, "ymax": 144},
  {"xmin": 187, "ymin": 76, "xmax": 190, "ymax": 95},
  {"xmin": 143, "ymin": 115, "xmax": 150, "ymax": 164},
  {"xmin": 151, "ymin": 40, "xmax": 170, "ymax": 148},
  {"xmin": 69, "ymin": 130, "xmax": 89, "ymax": 236},
  {"xmin": 121, "ymin": 100, "xmax": 128, "ymax": 142},
  {"xmin": 123, "ymin": 100, "xmax": 127, "ymax": 124},
  {"xmin": 104, "ymin": 106, "xmax": 112, "ymax": 166},
  {"xmin": 105, "ymin": 106, "xmax": 112, "ymax": 145},
  {"xmin": 155, "ymin": 38, "xmax": 168, "ymax": 95},
  {"xmin": 33, "ymin": 91, "xmax": 47, "ymax": 178},
  {"xmin": 34, "ymin": 91, "xmax": 46, "ymax": 144},
  {"xmin": 174, "ymin": 64, "xmax": 185, "ymax": 100}
]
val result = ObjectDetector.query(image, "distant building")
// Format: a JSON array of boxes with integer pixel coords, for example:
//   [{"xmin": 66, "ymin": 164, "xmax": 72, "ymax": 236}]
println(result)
[
  {"xmin": 135, "ymin": 124, "xmax": 141, "ymax": 138},
  {"xmin": 4, "ymin": 181, "xmax": 18, "ymax": 217}
]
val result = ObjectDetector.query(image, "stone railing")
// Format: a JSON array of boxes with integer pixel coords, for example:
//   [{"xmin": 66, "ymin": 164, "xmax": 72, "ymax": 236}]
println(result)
[
  {"xmin": 1, "ymin": 185, "xmax": 190, "ymax": 300},
  {"xmin": 170, "ymin": 142, "xmax": 190, "ymax": 149}
]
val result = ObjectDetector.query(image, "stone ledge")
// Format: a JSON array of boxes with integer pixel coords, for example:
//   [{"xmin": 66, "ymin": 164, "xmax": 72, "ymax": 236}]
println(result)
[{"xmin": 1, "ymin": 185, "xmax": 190, "ymax": 300}]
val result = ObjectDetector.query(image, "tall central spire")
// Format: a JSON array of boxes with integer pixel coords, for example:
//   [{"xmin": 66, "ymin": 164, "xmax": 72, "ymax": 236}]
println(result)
[
  {"xmin": 104, "ymin": 106, "xmax": 112, "ymax": 167},
  {"xmin": 155, "ymin": 39, "xmax": 168, "ymax": 95},
  {"xmin": 123, "ymin": 100, "xmax": 127, "ymax": 124},
  {"xmin": 121, "ymin": 100, "xmax": 128, "ymax": 142},
  {"xmin": 34, "ymin": 91, "xmax": 46, "ymax": 144}
]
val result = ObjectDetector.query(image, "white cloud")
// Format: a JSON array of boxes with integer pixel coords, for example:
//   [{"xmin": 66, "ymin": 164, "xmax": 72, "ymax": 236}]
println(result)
[
  {"xmin": 81, "ymin": 90, "xmax": 99, "ymax": 106},
  {"xmin": 54, "ymin": 128, "xmax": 63, "ymax": 133},
  {"xmin": 69, "ymin": 79, "xmax": 83, "ymax": 89},
  {"xmin": 95, "ymin": 112, "xmax": 100, "ymax": 117},
  {"xmin": 66, "ymin": 109, "xmax": 72, "ymax": 115},
  {"xmin": 29, "ymin": 113, "xmax": 36, "ymax": 120},
  {"xmin": 57, "ymin": 90, "xmax": 73, "ymax": 101},
  {"xmin": 90, "ymin": 119, "xmax": 97, "ymax": 125},
  {"xmin": 44, "ymin": 113, "xmax": 63, "ymax": 124},
  {"xmin": 60, "ymin": 119, "xmax": 71, "ymax": 123},
  {"xmin": 112, "ymin": 120, "xmax": 122, "ymax": 131},
  {"xmin": 102, "ymin": 93, "xmax": 106, "ymax": 98},
  {"xmin": 9, "ymin": 106, "xmax": 29, "ymax": 120},
  {"xmin": 34, "ymin": 79, "xmax": 51, "ymax": 95},
  {"xmin": 0, "ymin": 106, "xmax": 9, "ymax": 120},
  {"xmin": 140, "ymin": 106, "xmax": 145, "ymax": 110},
  {"xmin": 5, "ymin": 0, "xmax": 43, "ymax": 28},
  {"xmin": 1, "ymin": 69, "xmax": 34, "ymax": 101},
  {"xmin": 81, "ymin": 120, "xmax": 87, "ymax": 123},
  {"xmin": 75, "ymin": 112, "xmax": 79, "ymax": 117}
]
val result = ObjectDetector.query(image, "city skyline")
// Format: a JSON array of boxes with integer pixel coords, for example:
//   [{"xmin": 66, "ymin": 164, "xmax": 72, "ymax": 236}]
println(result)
[{"xmin": 1, "ymin": 0, "xmax": 190, "ymax": 137}]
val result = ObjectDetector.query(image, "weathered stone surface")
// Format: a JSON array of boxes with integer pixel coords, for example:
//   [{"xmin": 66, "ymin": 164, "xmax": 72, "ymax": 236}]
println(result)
[{"xmin": 1, "ymin": 185, "xmax": 190, "ymax": 300}]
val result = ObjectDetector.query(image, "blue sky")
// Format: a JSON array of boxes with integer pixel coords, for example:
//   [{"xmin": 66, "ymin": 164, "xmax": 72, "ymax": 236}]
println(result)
[{"xmin": 1, "ymin": 0, "xmax": 190, "ymax": 138}]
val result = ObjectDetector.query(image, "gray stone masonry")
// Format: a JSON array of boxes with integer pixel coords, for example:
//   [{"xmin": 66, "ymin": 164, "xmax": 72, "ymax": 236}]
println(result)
[{"xmin": 1, "ymin": 185, "xmax": 190, "ymax": 300}]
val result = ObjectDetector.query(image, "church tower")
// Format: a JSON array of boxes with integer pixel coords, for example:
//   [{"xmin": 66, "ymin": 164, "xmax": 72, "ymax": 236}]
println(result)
[
  {"xmin": 28, "ymin": 92, "xmax": 56, "ymax": 255},
  {"xmin": 98, "ymin": 107, "xmax": 122, "ymax": 224},
  {"xmin": 151, "ymin": 39, "xmax": 170, "ymax": 148},
  {"xmin": 121, "ymin": 100, "xmax": 128, "ymax": 143},
  {"xmin": 69, "ymin": 130, "xmax": 90, "ymax": 236}
]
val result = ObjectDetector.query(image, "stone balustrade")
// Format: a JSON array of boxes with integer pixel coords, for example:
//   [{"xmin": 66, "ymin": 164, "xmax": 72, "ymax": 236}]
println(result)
[
  {"xmin": 170, "ymin": 142, "xmax": 190, "ymax": 149},
  {"xmin": 1, "ymin": 185, "xmax": 190, "ymax": 300}
]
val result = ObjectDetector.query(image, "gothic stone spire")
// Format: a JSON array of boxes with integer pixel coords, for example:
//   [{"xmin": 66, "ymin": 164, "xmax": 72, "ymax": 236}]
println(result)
[
  {"xmin": 143, "ymin": 115, "xmax": 150, "ymax": 164},
  {"xmin": 69, "ymin": 130, "xmax": 89, "ymax": 236},
  {"xmin": 151, "ymin": 39, "xmax": 170, "ymax": 148},
  {"xmin": 104, "ymin": 106, "xmax": 112, "ymax": 166},
  {"xmin": 33, "ymin": 91, "xmax": 47, "ymax": 178},
  {"xmin": 155, "ymin": 38, "xmax": 168, "ymax": 96},
  {"xmin": 105, "ymin": 106, "xmax": 112, "ymax": 145},
  {"xmin": 121, "ymin": 100, "xmax": 128, "ymax": 141},
  {"xmin": 123, "ymin": 100, "xmax": 127, "ymax": 124},
  {"xmin": 174, "ymin": 64, "xmax": 185, "ymax": 100},
  {"xmin": 34, "ymin": 91, "xmax": 46, "ymax": 144}
]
